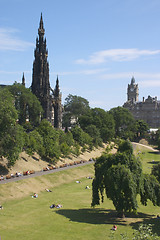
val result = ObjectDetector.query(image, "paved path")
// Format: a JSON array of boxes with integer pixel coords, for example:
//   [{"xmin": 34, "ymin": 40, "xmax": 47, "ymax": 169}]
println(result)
[
  {"xmin": 132, "ymin": 142, "xmax": 159, "ymax": 152},
  {"xmin": 0, "ymin": 160, "xmax": 93, "ymax": 185},
  {"xmin": 1, "ymin": 142, "xmax": 158, "ymax": 185}
]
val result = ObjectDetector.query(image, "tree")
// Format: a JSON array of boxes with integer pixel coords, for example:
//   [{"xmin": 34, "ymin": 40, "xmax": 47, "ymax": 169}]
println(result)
[
  {"xmin": 105, "ymin": 164, "xmax": 138, "ymax": 217},
  {"xmin": 140, "ymin": 174, "xmax": 160, "ymax": 207},
  {"xmin": 24, "ymin": 130, "xmax": 45, "ymax": 157},
  {"xmin": 91, "ymin": 140, "xmax": 142, "ymax": 217},
  {"xmin": 71, "ymin": 125, "xmax": 92, "ymax": 147},
  {"xmin": 91, "ymin": 108, "xmax": 115, "ymax": 142},
  {"xmin": 1, "ymin": 124, "xmax": 25, "ymax": 166},
  {"xmin": 63, "ymin": 94, "xmax": 90, "ymax": 127},
  {"xmin": 109, "ymin": 106, "xmax": 135, "ymax": 140},
  {"xmin": 155, "ymin": 128, "xmax": 160, "ymax": 149},
  {"xmin": 0, "ymin": 88, "xmax": 18, "ymax": 137},
  {"xmin": 151, "ymin": 163, "xmax": 160, "ymax": 183},
  {"xmin": 8, "ymin": 83, "xmax": 43, "ymax": 127},
  {"xmin": 37, "ymin": 119, "xmax": 60, "ymax": 161},
  {"xmin": 0, "ymin": 88, "xmax": 25, "ymax": 165},
  {"xmin": 79, "ymin": 108, "xmax": 115, "ymax": 142},
  {"xmin": 135, "ymin": 120, "xmax": 149, "ymax": 140},
  {"xmin": 85, "ymin": 125, "xmax": 103, "ymax": 147},
  {"xmin": 92, "ymin": 140, "xmax": 160, "ymax": 217},
  {"xmin": 117, "ymin": 139, "xmax": 133, "ymax": 154}
]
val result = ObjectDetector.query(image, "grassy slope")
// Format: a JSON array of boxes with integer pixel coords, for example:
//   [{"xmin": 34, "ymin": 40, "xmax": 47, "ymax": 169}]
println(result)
[{"xmin": 0, "ymin": 145, "xmax": 160, "ymax": 239}]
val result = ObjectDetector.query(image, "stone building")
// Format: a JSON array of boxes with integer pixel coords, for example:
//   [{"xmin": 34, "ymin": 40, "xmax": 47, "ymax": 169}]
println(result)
[
  {"xmin": 31, "ymin": 14, "xmax": 62, "ymax": 128},
  {"xmin": 123, "ymin": 77, "xmax": 160, "ymax": 128}
]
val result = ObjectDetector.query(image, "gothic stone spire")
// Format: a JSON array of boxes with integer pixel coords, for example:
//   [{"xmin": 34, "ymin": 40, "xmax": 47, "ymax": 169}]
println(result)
[
  {"xmin": 38, "ymin": 13, "xmax": 45, "ymax": 37},
  {"xmin": 53, "ymin": 76, "xmax": 62, "ymax": 129},
  {"xmin": 31, "ymin": 14, "xmax": 50, "ymax": 120},
  {"xmin": 22, "ymin": 72, "xmax": 25, "ymax": 86},
  {"xmin": 54, "ymin": 75, "xmax": 60, "ymax": 98}
]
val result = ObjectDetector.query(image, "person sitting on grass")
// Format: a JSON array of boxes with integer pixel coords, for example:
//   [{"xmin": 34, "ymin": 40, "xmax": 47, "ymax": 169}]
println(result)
[
  {"xmin": 112, "ymin": 225, "xmax": 117, "ymax": 231},
  {"xmin": 32, "ymin": 193, "xmax": 38, "ymax": 198}
]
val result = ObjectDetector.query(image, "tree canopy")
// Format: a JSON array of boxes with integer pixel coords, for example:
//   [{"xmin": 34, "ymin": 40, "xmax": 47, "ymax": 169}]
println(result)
[
  {"xmin": 8, "ymin": 83, "xmax": 43, "ymax": 126},
  {"xmin": 91, "ymin": 140, "xmax": 160, "ymax": 217},
  {"xmin": 135, "ymin": 120, "xmax": 149, "ymax": 140},
  {"xmin": 109, "ymin": 106, "xmax": 135, "ymax": 139},
  {"xmin": 79, "ymin": 108, "xmax": 115, "ymax": 142},
  {"xmin": 63, "ymin": 94, "xmax": 90, "ymax": 127},
  {"xmin": 0, "ymin": 88, "xmax": 25, "ymax": 165}
]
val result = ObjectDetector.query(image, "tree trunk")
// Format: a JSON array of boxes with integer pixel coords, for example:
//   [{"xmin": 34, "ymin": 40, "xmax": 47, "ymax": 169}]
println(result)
[{"xmin": 117, "ymin": 211, "xmax": 125, "ymax": 218}]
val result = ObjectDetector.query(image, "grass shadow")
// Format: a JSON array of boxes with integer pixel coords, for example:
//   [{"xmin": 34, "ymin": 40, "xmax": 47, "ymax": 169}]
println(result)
[
  {"xmin": 21, "ymin": 157, "xmax": 28, "ymax": 162},
  {"xmin": 55, "ymin": 208, "xmax": 153, "ymax": 226},
  {"xmin": 148, "ymin": 152, "xmax": 160, "ymax": 155},
  {"xmin": 148, "ymin": 160, "xmax": 160, "ymax": 165},
  {"xmin": 32, "ymin": 156, "xmax": 39, "ymax": 161}
]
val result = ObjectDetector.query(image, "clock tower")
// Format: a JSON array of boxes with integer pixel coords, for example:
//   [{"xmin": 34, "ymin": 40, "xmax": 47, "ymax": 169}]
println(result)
[{"xmin": 127, "ymin": 77, "xmax": 139, "ymax": 103}]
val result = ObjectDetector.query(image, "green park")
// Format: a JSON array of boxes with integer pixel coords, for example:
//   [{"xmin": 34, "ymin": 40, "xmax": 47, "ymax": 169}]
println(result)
[
  {"xmin": 1, "ymin": 3, "xmax": 160, "ymax": 240},
  {"xmin": 1, "ymin": 141, "xmax": 160, "ymax": 240}
]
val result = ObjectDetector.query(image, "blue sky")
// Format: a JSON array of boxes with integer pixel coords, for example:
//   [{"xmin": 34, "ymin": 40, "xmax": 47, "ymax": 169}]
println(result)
[{"xmin": 1, "ymin": 0, "xmax": 160, "ymax": 110}]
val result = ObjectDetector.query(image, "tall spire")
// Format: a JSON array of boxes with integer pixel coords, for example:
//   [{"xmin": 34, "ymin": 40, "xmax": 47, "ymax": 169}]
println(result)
[
  {"xmin": 54, "ymin": 75, "xmax": 60, "ymax": 97},
  {"xmin": 22, "ymin": 72, "xmax": 25, "ymax": 86},
  {"xmin": 31, "ymin": 14, "xmax": 50, "ymax": 120},
  {"xmin": 131, "ymin": 76, "xmax": 135, "ymax": 85},
  {"xmin": 56, "ymin": 75, "xmax": 59, "ymax": 89},
  {"xmin": 38, "ymin": 13, "xmax": 45, "ymax": 36},
  {"xmin": 31, "ymin": 15, "xmax": 62, "ymax": 129}
]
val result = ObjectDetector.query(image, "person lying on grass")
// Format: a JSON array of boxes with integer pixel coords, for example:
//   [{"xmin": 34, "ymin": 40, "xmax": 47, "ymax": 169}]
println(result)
[
  {"xmin": 50, "ymin": 204, "xmax": 63, "ymax": 209},
  {"xmin": 45, "ymin": 188, "xmax": 52, "ymax": 192}
]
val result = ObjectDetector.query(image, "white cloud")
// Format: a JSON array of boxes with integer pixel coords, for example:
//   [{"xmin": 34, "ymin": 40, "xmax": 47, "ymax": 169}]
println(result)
[
  {"xmin": 76, "ymin": 49, "xmax": 160, "ymax": 65},
  {"xmin": 50, "ymin": 68, "xmax": 108, "ymax": 76},
  {"xmin": 0, "ymin": 28, "xmax": 34, "ymax": 51}
]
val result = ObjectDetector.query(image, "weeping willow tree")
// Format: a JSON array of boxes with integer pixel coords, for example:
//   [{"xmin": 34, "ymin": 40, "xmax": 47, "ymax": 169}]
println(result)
[{"xmin": 91, "ymin": 140, "xmax": 160, "ymax": 217}]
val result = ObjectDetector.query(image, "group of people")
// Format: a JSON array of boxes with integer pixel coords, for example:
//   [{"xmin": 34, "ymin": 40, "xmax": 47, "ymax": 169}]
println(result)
[
  {"xmin": 50, "ymin": 204, "xmax": 63, "ymax": 209},
  {"xmin": 31, "ymin": 189, "xmax": 63, "ymax": 210}
]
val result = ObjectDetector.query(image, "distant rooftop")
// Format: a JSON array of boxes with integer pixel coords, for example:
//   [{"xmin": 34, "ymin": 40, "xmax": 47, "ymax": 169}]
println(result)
[{"xmin": 0, "ymin": 84, "xmax": 8, "ymax": 88}]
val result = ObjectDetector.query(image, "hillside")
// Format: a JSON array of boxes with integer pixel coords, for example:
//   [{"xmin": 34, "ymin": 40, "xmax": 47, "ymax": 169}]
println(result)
[{"xmin": 0, "ymin": 144, "xmax": 114, "ymax": 176}]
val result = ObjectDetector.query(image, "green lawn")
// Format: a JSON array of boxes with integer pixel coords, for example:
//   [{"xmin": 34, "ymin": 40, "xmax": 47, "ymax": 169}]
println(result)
[
  {"xmin": 1, "ymin": 148, "xmax": 160, "ymax": 240},
  {"xmin": 137, "ymin": 150, "xmax": 160, "ymax": 174}
]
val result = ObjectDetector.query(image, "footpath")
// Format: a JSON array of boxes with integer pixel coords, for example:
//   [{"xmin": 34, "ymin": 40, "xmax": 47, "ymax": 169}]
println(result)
[{"xmin": 0, "ymin": 160, "xmax": 94, "ymax": 185}]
